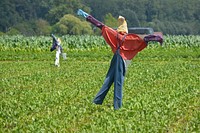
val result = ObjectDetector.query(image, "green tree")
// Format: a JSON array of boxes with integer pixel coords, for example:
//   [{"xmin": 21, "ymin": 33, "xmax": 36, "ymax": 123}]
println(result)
[
  {"xmin": 35, "ymin": 19, "xmax": 51, "ymax": 35},
  {"xmin": 10, "ymin": 20, "xmax": 36, "ymax": 36},
  {"xmin": 103, "ymin": 13, "xmax": 118, "ymax": 28},
  {"xmin": 0, "ymin": 0, "xmax": 200, "ymax": 35},
  {"xmin": 6, "ymin": 28, "xmax": 21, "ymax": 35},
  {"xmin": 45, "ymin": 0, "xmax": 90, "ymax": 24},
  {"xmin": 0, "ymin": 0, "xmax": 22, "ymax": 32},
  {"xmin": 119, "ymin": 9, "xmax": 141, "ymax": 27},
  {"xmin": 0, "ymin": 31, "xmax": 5, "ymax": 36},
  {"xmin": 52, "ymin": 14, "xmax": 93, "ymax": 35}
]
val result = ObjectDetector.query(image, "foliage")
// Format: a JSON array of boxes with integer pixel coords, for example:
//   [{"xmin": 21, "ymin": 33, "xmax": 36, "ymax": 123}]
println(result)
[
  {"xmin": 83, "ymin": 0, "xmax": 200, "ymax": 35},
  {"xmin": 34, "ymin": 19, "xmax": 52, "ymax": 36},
  {"xmin": 5, "ymin": 28, "xmax": 21, "ymax": 36},
  {"xmin": 8, "ymin": 21, "xmax": 36, "ymax": 36},
  {"xmin": 1, "ymin": 0, "xmax": 200, "ymax": 35},
  {"xmin": 0, "ymin": 0, "xmax": 22, "ymax": 32},
  {"xmin": 103, "ymin": 13, "xmax": 118, "ymax": 28},
  {"xmin": 52, "ymin": 14, "xmax": 93, "ymax": 35},
  {"xmin": 120, "ymin": 9, "xmax": 141, "ymax": 27},
  {"xmin": 0, "ymin": 0, "xmax": 89, "ymax": 35},
  {"xmin": 45, "ymin": 0, "xmax": 90, "ymax": 25},
  {"xmin": 0, "ymin": 31, "xmax": 5, "ymax": 36}
]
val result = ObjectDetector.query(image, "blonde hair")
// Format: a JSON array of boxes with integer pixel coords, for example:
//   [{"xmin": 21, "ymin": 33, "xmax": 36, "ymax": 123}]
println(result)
[
  {"xmin": 57, "ymin": 38, "xmax": 61, "ymax": 43},
  {"xmin": 117, "ymin": 15, "xmax": 128, "ymax": 34}
]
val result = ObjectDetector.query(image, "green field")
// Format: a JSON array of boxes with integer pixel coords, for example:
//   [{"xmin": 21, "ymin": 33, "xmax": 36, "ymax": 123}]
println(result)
[{"xmin": 0, "ymin": 35, "xmax": 200, "ymax": 132}]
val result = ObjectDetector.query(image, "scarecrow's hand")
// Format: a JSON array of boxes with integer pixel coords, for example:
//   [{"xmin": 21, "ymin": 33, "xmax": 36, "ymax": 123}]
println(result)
[
  {"xmin": 51, "ymin": 34, "xmax": 56, "ymax": 38},
  {"xmin": 77, "ymin": 9, "xmax": 89, "ymax": 18},
  {"xmin": 51, "ymin": 34, "xmax": 57, "ymax": 41}
]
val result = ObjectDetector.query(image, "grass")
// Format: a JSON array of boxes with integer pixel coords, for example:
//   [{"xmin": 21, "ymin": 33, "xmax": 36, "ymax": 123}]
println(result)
[{"xmin": 0, "ymin": 47, "xmax": 200, "ymax": 132}]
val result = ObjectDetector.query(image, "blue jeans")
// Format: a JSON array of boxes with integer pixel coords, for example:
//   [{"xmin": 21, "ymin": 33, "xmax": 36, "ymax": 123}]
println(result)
[{"xmin": 93, "ymin": 49, "xmax": 126, "ymax": 110}]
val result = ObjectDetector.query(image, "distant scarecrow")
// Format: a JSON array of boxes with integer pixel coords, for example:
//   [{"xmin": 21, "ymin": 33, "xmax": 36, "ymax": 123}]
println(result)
[
  {"xmin": 50, "ymin": 34, "xmax": 65, "ymax": 67},
  {"xmin": 77, "ymin": 9, "xmax": 163, "ymax": 110}
]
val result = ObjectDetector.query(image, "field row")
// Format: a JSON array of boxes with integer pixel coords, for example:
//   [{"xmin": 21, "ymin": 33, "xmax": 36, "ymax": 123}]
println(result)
[{"xmin": 0, "ymin": 35, "xmax": 200, "ymax": 52}]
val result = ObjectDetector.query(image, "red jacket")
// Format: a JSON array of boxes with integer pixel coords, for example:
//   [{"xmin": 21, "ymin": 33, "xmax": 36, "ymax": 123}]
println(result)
[{"xmin": 102, "ymin": 26, "xmax": 147, "ymax": 60}]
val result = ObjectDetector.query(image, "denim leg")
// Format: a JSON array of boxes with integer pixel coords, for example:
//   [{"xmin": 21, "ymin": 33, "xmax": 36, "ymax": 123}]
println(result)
[
  {"xmin": 113, "ymin": 53, "xmax": 126, "ymax": 110},
  {"xmin": 93, "ymin": 54, "xmax": 117, "ymax": 104}
]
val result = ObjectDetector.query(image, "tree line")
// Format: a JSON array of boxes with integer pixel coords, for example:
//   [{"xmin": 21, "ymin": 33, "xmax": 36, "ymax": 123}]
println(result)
[{"xmin": 0, "ymin": 0, "xmax": 199, "ymax": 36}]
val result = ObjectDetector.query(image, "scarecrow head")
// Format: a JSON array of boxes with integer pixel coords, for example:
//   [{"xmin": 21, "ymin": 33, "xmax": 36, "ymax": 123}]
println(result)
[{"xmin": 117, "ymin": 15, "xmax": 128, "ymax": 34}]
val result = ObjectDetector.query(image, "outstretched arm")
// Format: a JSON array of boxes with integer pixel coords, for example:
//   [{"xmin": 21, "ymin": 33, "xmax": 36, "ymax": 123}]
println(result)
[
  {"xmin": 77, "ymin": 9, "xmax": 105, "ymax": 29},
  {"xmin": 51, "ymin": 34, "xmax": 57, "ymax": 42},
  {"xmin": 50, "ymin": 34, "xmax": 58, "ymax": 52}
]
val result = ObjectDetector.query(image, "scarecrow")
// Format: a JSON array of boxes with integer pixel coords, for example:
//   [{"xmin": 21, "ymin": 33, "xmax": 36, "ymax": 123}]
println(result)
[
  {"xmin": 77, "ymin": 9, "xmax": 163, "ymax": 110},
  {"xmin": 50, "ymin": 34, "xmax": 66, "ymax": 67}
]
